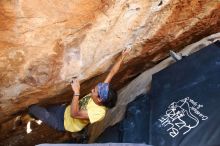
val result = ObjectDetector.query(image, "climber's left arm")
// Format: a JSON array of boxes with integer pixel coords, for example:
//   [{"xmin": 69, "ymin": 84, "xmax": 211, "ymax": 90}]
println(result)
[{"xmin": 70, "ymin": 78, "xmax": 89, "ymax": 119}]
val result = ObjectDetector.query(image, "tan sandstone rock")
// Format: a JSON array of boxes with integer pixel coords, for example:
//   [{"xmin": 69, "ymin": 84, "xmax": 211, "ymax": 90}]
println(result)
[{"xmin": 0, "ymin": 0, "xmax": 219, "ymax": 145}]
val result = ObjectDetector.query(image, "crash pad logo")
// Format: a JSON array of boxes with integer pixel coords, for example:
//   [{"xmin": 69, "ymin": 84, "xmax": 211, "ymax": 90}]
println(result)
[{"xmin": 158, "ymin": 97, "xmax": 208, "ymax": 138}]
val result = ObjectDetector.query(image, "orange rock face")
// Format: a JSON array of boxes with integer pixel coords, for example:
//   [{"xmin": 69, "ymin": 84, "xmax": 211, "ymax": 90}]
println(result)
[{"xmin": 0, "ymin": 0, "xmax": 219, "ymax": 145}]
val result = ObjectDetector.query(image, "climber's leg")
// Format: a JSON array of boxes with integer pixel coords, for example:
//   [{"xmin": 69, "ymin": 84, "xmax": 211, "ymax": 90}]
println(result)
[
  {"xmin": 47, "ymin": 104, "xmax": 66, "ymax": 131},
  {"xmin": 28, "ymin": 104, "xmax": 66, "ymax": 131}
]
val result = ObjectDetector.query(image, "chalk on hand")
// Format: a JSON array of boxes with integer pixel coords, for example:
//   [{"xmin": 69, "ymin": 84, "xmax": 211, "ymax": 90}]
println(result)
[
  {"xmin": 123, "ymin": 44, "xmax": 132, "ymax": 54},
  {"xmin": 124, "ymin": 42, "xmax": 133, "ymax": 55},
  {"xmin": 70, "ymin": 76, "xmax": 77, "ymax": 84}
]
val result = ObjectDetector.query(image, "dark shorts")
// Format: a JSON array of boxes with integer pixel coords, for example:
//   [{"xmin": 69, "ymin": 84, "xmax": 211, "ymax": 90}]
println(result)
[{"xmin": 29, "ymin": 104, "xmax": 66, "ymax": 132}]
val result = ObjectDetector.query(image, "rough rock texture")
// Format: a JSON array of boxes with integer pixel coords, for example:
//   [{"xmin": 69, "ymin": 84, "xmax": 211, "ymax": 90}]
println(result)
[{"xmin": 0, "ymin": 0, "xmax": 219, "ymax": 145}]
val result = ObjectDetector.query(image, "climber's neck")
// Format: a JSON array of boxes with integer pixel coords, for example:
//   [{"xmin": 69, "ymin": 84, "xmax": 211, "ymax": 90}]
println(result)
[{"xmin": 91, "ymin": 95, "xmax": 103, "ymax": 106}]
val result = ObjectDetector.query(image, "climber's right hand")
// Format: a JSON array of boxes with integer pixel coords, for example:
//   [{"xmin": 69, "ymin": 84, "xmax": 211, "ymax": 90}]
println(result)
[{"xmin": 122, "ymin": 47, "xmax": 131, "ymax": 58}]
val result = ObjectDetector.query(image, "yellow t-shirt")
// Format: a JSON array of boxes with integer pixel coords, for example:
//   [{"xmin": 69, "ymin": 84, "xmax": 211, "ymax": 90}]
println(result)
[{"xmin": 64, "ymin": 94, "xmax": 107, "ymax": 132}]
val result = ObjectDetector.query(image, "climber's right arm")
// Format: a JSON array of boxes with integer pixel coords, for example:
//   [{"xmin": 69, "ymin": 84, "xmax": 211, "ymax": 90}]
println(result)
[{"xmin": 104, "ymin": 48, "xmax": 130, "ymax": 83}]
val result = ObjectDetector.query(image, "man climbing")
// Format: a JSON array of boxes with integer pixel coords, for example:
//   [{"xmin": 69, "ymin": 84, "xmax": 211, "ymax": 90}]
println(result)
[{"xmin": 28, "ymin": 48, "xmax": 130, "ymax": 133}]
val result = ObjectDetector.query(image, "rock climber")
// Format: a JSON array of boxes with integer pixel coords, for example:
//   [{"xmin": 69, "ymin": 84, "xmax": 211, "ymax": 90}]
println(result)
[{"xmin": 28, "ymin": 48, "xmax": 130, "ymax": 133}]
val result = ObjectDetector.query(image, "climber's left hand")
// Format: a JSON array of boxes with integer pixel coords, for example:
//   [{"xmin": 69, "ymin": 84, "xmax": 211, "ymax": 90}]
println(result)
[{"xmin": 71, "ymin": 78, "xmax": 80, "ymax": 94}]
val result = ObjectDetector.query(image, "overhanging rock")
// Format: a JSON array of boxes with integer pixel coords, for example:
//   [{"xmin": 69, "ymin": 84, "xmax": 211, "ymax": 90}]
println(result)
[
  {"xmin": 0, "ymin": 0, "xmax": 219, "ymax": 123},
  {"xmin": 0, "ymin": 0, "xmax": 219, "ymax": 145}
]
